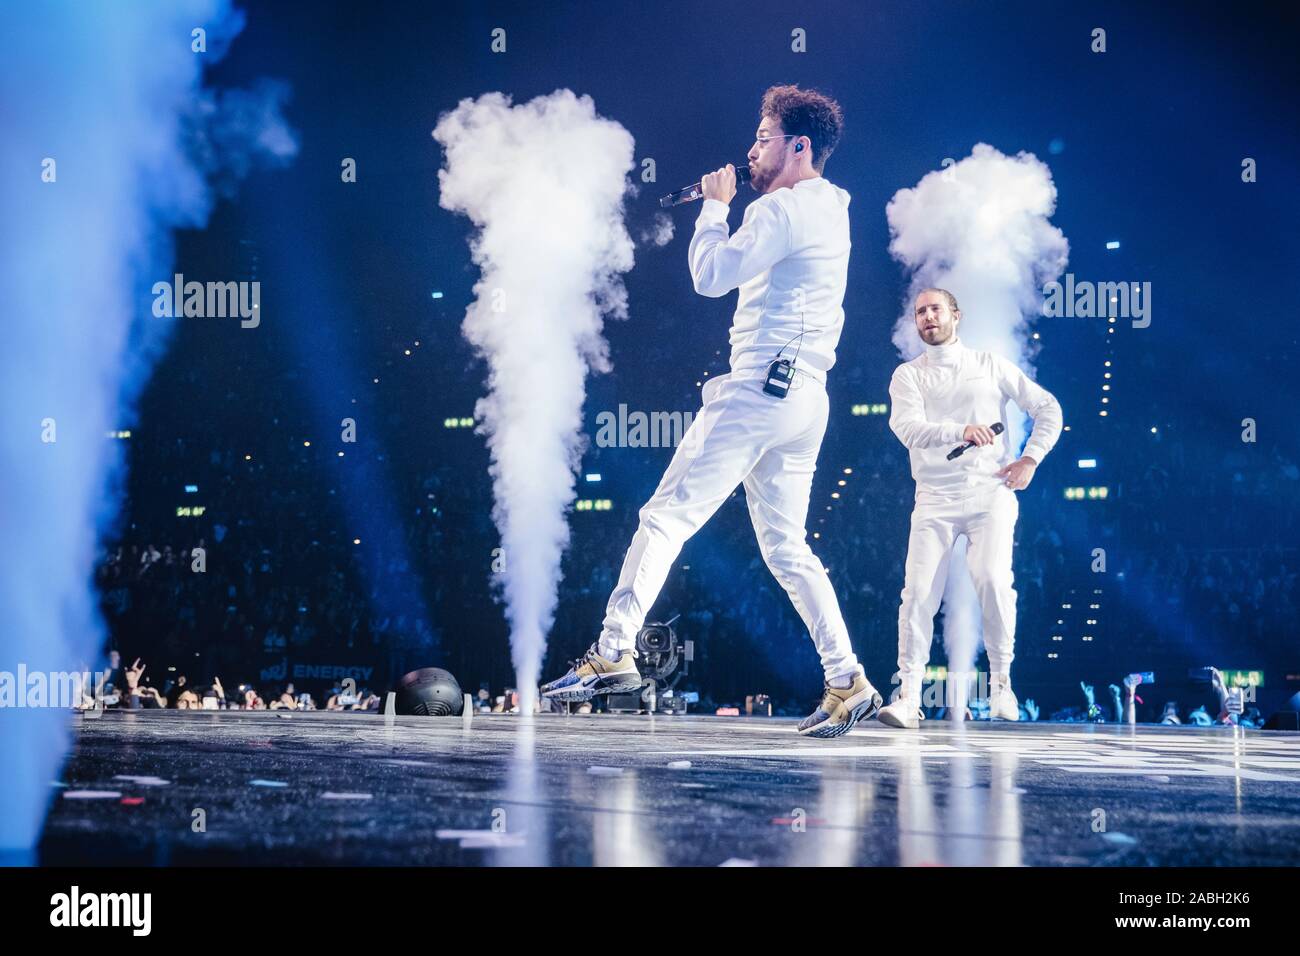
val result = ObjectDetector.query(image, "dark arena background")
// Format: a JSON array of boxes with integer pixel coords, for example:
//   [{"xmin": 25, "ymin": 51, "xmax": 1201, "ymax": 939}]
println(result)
[{"xmin": 3, "ymin": 0, "xmax": 1299, "ymax": 924}]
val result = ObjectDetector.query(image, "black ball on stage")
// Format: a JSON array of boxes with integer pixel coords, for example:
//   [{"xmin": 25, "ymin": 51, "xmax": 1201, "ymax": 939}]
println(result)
[
  {"xmin": 392, "ymin": 667, "xmax": 463, "ymax": 716},
  {"xmin": 1263, "ymin": 692, "xmax": 1300, "ymax": 731}
]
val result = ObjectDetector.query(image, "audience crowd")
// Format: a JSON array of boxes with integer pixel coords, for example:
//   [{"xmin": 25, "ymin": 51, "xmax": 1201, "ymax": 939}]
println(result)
[{"xmin": 90, "ymin": 425, "xmax": 1295, "ymax": 723}]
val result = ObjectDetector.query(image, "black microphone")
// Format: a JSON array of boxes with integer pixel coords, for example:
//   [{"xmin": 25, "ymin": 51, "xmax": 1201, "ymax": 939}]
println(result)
[
  {"xmin": 947, "ymin": 422, "xmax": 1005, "ymax": 460},
  {"xmin": 660, "ymin": 165, "xmax": 752, "ymax": 208}
]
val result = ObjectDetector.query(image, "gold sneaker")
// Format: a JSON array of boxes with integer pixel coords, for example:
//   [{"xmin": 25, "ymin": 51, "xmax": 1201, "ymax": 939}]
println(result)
[
  {"xmin": 541, "ymin": 644, "xmax": 641, "ymax": 702},
  {"xmin": 797, "ymin": 673, "xmax": 882, "ymax": 738}
]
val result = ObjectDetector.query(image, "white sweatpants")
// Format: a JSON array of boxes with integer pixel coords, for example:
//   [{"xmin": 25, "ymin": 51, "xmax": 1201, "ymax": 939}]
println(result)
[
  {"xmin": 896, "ymin": 485, "xmax": 1019, "ymax": 698},
  {"xmin": 599, "ymin": 370, "xmax": 862, "ymax": 683}
]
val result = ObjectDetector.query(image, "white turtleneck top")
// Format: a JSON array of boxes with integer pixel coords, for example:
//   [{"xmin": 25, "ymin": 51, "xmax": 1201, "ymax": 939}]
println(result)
[
  {"xmin": 888, "ymin": 337, "xmax": 1063, "ymax": 498},
  {"xmin": 688, "ymin": 177, "xmax": 852, "ymax": 383}
]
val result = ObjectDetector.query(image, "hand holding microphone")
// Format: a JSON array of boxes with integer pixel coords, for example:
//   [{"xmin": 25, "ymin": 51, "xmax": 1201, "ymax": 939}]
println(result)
[
  {"xmin": 700, "ymin": 163, "xmax": 738, "ymax": 205},
  {"xmin": 947, "ymin": 422, "xmax": 1037, "ymax": 490},
  {"xmin": 660, "ymin": 164, "xmax": 751, "ymax": 207},
  {"xmin": 948, "ymin": 421, "xmax": 1004, "ymax": 460}
]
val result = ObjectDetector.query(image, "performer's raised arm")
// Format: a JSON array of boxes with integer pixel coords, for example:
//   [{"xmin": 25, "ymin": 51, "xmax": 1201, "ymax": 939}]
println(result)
[{"xmin": 687, "ymin": 167, "xmax": 792, "ymax": 298}]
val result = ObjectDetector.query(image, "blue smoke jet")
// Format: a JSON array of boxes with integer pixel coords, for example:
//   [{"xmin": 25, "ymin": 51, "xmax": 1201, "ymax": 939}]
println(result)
[{"xmin": 0, "ymin": 1, "xmax": 295, "ymax": 860}]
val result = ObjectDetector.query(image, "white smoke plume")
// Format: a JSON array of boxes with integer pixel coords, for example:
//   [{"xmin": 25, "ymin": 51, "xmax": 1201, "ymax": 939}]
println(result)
[
  {"xmin": 639, "ymin": 212, "xmax": 675, "ymax": 248},
  {"xmin": 0, "ymin": 1, "xmax": 295, "ymax": 857},
  {"xmin": 433, "ymin": 90, "xmax": 636, "ymax": 711},
  {"xmin": 886, "ymin": 144, "xmax": 1068, "ymax": 717}
]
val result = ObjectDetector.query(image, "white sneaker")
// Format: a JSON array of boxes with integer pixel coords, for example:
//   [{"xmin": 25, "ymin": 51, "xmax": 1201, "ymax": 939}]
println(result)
[
  {"xmin": 877, "ymin": 697, "xmax": 924, "ymax": 729},
  {"xmin": 989, "ymin": 676, "xmax": 1019, "ymax": 721}
]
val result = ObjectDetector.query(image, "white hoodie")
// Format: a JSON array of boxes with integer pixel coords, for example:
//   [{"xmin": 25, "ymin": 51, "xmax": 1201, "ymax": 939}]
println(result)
[
  {"xmin": 889, "ymin": 337, "xmax": 1063, "ymax": 499},
  {"xmin": 688, "ymin": 176, "xmax": 851, "ymax": 382}
]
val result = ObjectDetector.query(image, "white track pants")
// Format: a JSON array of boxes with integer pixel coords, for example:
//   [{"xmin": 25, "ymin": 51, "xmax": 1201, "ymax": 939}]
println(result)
[
  {"xmin": 896, "ymin": 486, "xmax": 1019, "ymax": 698},
  {"xmin": 599, "ymin": 371, "xmax": 861, "ymax": 683}
]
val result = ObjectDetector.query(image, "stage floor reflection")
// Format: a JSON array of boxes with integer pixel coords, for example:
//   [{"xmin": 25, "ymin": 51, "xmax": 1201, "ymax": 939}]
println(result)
[{"xmin": 39, "ymin": 711, "xmax": 1300, "ymax": 866}]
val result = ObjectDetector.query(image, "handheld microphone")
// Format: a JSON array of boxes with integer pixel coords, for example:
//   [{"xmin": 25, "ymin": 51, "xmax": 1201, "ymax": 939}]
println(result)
[
  {"xmin": 660, "ymin": 165, "xmax": 752, "ymax": 208},
  {"xmin": 947, "ymin": 422, "xmax": 1005, "ymax": 460}
]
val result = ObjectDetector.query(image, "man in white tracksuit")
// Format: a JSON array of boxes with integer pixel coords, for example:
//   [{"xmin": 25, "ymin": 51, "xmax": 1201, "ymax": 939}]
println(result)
[
  {"xmin": 542, "ymin": 84, "xmax": 883, "ymax": 737},
  {"xmin": 877, "ymin": 288, "xmax": 1062, "ymax": 729}
]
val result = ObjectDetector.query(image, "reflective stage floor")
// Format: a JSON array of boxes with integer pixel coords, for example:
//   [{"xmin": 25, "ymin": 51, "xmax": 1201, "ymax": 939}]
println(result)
[{"xmin": 38, "ymin": 710, "xmax": 1300, "ymax": 866}]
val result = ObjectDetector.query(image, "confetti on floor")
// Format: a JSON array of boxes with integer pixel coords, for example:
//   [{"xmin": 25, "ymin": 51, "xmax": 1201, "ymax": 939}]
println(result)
[
  {"xmin": 63, "ymin": 790, "xmax": 122, "ymax": 800},
  {"xmin": 113, "ymin": 775, "xmax": 170, "ymax": 786},
  {"xmin": 435, "ymin": 830, "xmax": 527, "ymax": 849},
  {"xmin": 40, "ymin": 713, "xmax": 1300, "ymax": 866}
]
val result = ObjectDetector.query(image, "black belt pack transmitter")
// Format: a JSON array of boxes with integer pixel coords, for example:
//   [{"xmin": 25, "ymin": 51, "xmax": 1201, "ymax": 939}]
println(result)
[
  {"xmin": 763, "ymin": 358, "xmax": 795, "ymax": 398},
  {"xmin": 765, "ymin": 313, "xmax": 809, "ymax": 399}
]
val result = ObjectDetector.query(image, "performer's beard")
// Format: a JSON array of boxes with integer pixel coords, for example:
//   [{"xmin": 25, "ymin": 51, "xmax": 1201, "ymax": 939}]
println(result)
[
  {"xmin": 748, "ymin": 159, "xmax": 780, "ymax": 194},
  {"xmin": 920, "ymin": 321, "xmax": 956, "ymax": 345}
]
